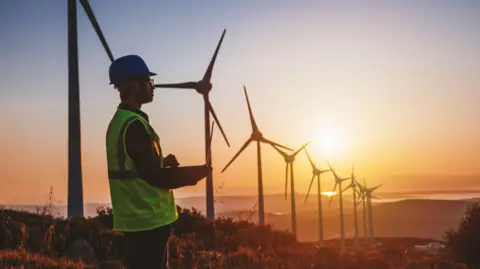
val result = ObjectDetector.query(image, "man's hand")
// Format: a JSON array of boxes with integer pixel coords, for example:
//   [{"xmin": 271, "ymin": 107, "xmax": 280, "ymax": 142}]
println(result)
[
  {"xmin": 186, "ymin": 165, "xmax": 213, "ymax": 186},
  {"xmin": 163, "ymin": 154, "xmax": 180, "ymax": 168}
]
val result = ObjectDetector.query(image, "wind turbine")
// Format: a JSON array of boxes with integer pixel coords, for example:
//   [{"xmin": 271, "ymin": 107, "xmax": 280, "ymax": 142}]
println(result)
[
  {"xmin": 363, "ymin": 179, "xmax": 382, "ymax": 247},
  {"xmin": 303, "ymin": 148, "xmax": 331, "ymax": 246},
  {"xmin": 355, "ymin": 179, "xmax": 369, "ymax": 246},
  {"xmin": 341, "ymin": 164, "xmax": 362, "ymax": 249},
  {"xmin": 221, "ymin": 86, "xmax": 293, "ymax": 225},
  {"xmin": 152, "ymin": 30, "xmax": 230, "ymax": 221},
  {"xmin": 327, "ymin": 162, "xmax": 351, "ymax": 254},
  {"xmin": 71, "ymin": 0, "xmax": 120, "ymax": 218},
  {"xmin": 271, "ymin": 142, "xmax": 310, "ymax": 238}
]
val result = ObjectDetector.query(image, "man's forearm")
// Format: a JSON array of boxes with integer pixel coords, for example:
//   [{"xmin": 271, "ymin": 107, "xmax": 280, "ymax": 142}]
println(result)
[{"xmin": 136, "ymin": 164, "xmax": 194, "ymax": 189}]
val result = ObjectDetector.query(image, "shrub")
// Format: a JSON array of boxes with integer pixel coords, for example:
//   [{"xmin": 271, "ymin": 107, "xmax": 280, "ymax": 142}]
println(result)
[{"xmin": 445, "ymin": 202, "xmax": 480, "ymax": 268}]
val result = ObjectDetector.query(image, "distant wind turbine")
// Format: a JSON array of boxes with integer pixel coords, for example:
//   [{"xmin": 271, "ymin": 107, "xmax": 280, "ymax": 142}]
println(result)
[
  {"xmin": 356, "ymin": 179, "xmax": 369, "ymax": 246},
  {"xmin": 303, "ymin": 147, "xmax": 331, "ymax": 246},
  {"xmin": 271, "ymin": 142, "xmax": 310, "ymax": 238},
  {"xmin": 327, "ymin": 162, "xmax": 351, "ymax": 254},
  {"xmin": 364, "ymin": 179, "xmax": 382, "ymax": 247},
  {"xmin": 221, "ymin": 86, "xmax": 293, "ymax": 225},
  {"xmin": 341, "ymin": 164, "xmax": 362, "ymax": 249}
]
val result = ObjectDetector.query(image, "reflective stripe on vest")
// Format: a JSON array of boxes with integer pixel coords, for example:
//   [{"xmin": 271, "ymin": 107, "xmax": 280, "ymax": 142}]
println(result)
[
  {"xmin": 106, "ymin": 108, "xmax": 178, "ymax": 232},
  {"xmin": 109, "ymin": 115, "xmax": 139, "ymax": 180}
]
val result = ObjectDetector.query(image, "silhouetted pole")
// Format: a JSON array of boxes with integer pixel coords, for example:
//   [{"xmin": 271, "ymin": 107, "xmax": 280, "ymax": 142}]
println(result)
[
  {"xmin": 257, "ymin": 141, "xmax": 265, "ymax": 224},
  {"xmin": 353, "ymin": 188, "xmax": 359, "ymax": 249},
  {"xmin": 339, "ymin": 182, "xmax": 346, "ymax": 253},
  {"xmin": 367, "ymin": 194, "xmax": 375, "ymax": 246},
  {"xmin": 317, "ymin": 175, "xmax": 324, "ymax": 246},
  {"xmin": 362, "ymin": 196, "xmax": 368, "ymax": 246},
  {"xmin": 290, "ymin": 163, "xmax": 297, "ymax": 238},
  {"xmin": 67, "ymin": 0, "xmax": 84, "ymax": 218}
]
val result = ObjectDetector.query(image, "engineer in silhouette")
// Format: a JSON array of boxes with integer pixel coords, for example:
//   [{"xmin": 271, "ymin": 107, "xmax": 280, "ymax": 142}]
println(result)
[{"xmin": 105, "ymin": 54, "xmax": 211, "ymax": 269}]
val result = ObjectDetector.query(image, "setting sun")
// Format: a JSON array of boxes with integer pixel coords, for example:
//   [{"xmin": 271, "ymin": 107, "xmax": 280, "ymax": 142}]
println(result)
[{"xmin": 313, "ymin": 127, "xmax": 349, "ymax": 158}]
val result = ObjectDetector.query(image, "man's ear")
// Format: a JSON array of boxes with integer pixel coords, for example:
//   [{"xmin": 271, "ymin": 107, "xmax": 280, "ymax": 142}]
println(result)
[{"xmin": 130, "ymin": 80, "xmax": 140, "ymax": 91}]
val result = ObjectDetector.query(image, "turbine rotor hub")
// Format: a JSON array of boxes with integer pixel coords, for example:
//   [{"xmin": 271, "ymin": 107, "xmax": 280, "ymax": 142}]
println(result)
[
  {"xmin": 195, "ymin": 80, "xmax": 212, "ymax": 94},
  {"xmin": 251, "ymin": 130, "xmax": 263, "ymax": 141}
]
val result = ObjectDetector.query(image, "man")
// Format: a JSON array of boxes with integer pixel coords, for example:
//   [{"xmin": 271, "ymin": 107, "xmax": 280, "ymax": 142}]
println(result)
[{"xmin": 105, "ymin": 54, "xmax": 211, "ymax": 269}]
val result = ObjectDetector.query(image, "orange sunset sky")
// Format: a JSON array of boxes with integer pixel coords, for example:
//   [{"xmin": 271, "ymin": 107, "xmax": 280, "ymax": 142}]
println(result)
[{"xmin": 0, "ymin": 1, "xmax": 479, "ymax": 204}]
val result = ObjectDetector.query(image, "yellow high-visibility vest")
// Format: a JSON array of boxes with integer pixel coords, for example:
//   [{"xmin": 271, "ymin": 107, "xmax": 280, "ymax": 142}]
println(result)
[{"xmin": 105, "ymin": 108, "xmax": 178, "ymax": 231}]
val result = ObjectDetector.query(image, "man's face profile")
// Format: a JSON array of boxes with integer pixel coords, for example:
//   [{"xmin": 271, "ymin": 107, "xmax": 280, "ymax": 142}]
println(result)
[{"xmin": 121, "ymin": 76, "xmax": 155, "ymax": 104}]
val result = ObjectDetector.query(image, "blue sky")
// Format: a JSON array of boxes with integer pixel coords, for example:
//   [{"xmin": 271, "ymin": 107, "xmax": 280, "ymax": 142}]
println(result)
[{"xmin": 0, "ymin": 1, "xmax": 479, "ymax": 204}]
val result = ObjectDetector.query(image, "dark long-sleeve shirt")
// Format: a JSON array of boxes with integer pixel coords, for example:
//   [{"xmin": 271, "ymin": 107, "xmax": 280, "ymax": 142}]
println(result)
[{"xmin": 119, "ymin": 103, "xmax": 196, "ymax": 189}]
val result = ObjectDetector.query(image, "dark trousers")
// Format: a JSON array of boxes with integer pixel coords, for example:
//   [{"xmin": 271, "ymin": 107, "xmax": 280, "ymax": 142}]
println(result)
[{"xmin": 123, "ymin": 224, "xmax": 171, "ymax": 269}]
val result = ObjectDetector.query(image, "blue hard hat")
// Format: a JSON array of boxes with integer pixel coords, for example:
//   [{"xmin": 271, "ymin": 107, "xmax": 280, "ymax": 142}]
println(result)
[{"xmin": 109, "ymin": 55, "xmax": 156, "ymax": 85}]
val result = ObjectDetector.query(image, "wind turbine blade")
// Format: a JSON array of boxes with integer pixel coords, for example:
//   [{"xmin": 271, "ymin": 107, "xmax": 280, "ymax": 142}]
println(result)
[
  {"xmin": 354, "ymin": 188, "xmax": 362, "ymax": 197},
  {"xmin": 206, "ymin": 120, "xmax": 215, "ymax": 166},
  {"xmin": 262, "ymin": 138, "xmax": 293, "ymax": 151},
  {"xmin": 209, "ymin": 120, "xmax": 215, "ymax": 147},
  {"xmin": 356, "ymin": 193, "xmax": 363, "ymax": 204},
  {"xmin": 221, "ymin": 138, "xmax": 252, "ymax": 173},
  {"xmin": 327, "ymin": 161, "xmax": 339, "ymax": 179},
  {"xmin": 154, "ymin": 82, "xmax": 198, "ymax": 89},
  {"xmin": 202, "ymin": 29, "xmax": 226, "ymax": 82},
  {"xmin": 304, "ymin": 148, "xmax": 316, "ymax": 169},
  {"xmin": 342, "ymin": 185, "xmax": 352, "ymax": 193},
  {"xmin": 206, "ymin": 100, "xmax": 230, "ymax": 147},
  {"xmin": 331, "ymin": 182, "xmax": 338, "ymax": 194},
  {"xmin": 329, "ymin": 194, "xmax": 336, "ymax": 207},
  {"xmin": 354, "ymin": 178, "xmax": 364, "ymax": 188},
  {"xmin": 284, "ymin": 163, "xmax": 289, "ymax": 200},
  {"xmin": 369, "ymin": 184, "xmax": 382, "ymax": 192},
  {"xmin": 304, "ymin": 174, "xmax": 315, "ymax": 204},
  {"xmin": 271, "ymin": 143, "xmax": 288, "ymax": 158},
  {"xmin": 243, "ymin": 85, "xmax": 259, "ymax": 131},
  {"xmin": 292, "ymin": 141, "xmax": 310, "ymax": 157},
  {"xmin": 79, "ymin": 0, "xmax": 114, "ymax": 62},
  {"xmin": 328, "ymin": 181, "xmax": 338, "ymax": 207}
]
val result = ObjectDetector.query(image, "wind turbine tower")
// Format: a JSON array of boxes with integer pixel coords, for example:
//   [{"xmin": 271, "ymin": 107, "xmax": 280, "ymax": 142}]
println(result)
[
  {"xmin": 327, "ymin": 162, "xmax": 351, "ymax": 254},
  {"xmin": 67, "ymin": 0, "xmax": 83, "ymax": 217},
  {"xmin": 304, "ymin": 148, "xmax": 331, "ymax": 246},
  {"xmin": 356, "ymin": 180, "xmax": 369, "ymax": 245},
  {"xmin": 222, "ymin": 86, "xmax": 292, "ymax": 225},
  {"xmin": 271, "ymin": 142, "xmax": 310, "ymax": 238},
  {"xmin": 364, "ymin": 180, "xmax": 382, "ymax": 247},
  {"xmin": 341, "ymin": 164, "xmax": 362, "ymax": 249}
]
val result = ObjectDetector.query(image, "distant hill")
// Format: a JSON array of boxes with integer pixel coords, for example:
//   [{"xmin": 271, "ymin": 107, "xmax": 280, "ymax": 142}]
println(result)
[
  {"xmin": 217, "ymin": 198, "xmax": 476, "ymax": 242},
  {"xmin": 2, "ymin": 194, "xmax": 477, "ymax": 242}
]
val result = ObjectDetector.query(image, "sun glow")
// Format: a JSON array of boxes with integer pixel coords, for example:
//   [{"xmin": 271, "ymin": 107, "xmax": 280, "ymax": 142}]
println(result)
[
  {"xmin": 322, "ymin": 191, "xmax": 336, "ymax": 197},
  {"xmin": 313, "ymin": 127, "xmax": 348, "ymax": 158}
]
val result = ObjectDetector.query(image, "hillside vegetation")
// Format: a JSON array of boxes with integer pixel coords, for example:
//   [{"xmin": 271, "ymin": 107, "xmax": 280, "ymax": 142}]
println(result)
[{"xmin": 0, "ymin": 202, "xmax": 478, "ymax": 269}]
